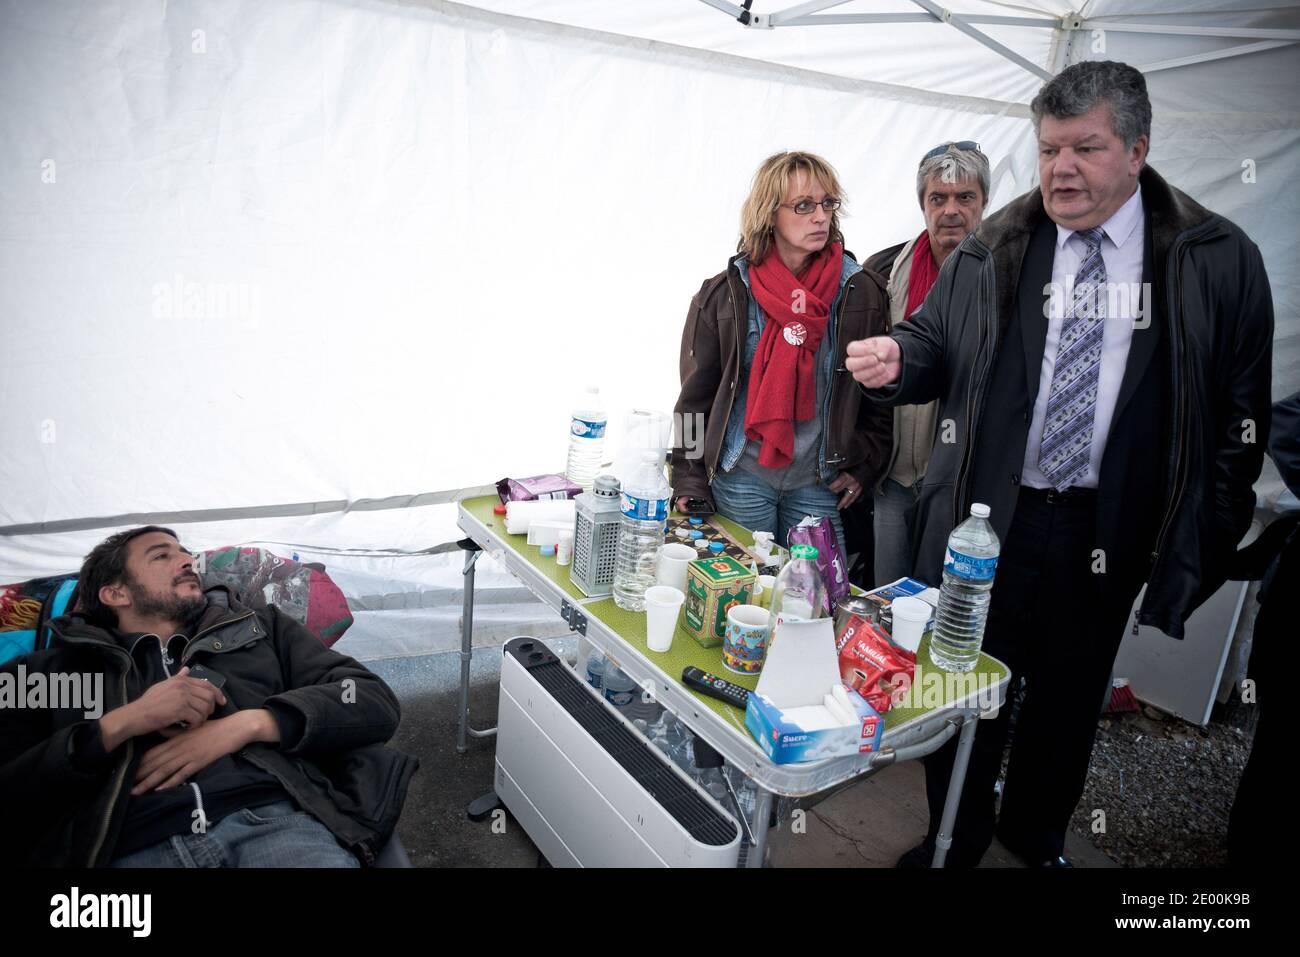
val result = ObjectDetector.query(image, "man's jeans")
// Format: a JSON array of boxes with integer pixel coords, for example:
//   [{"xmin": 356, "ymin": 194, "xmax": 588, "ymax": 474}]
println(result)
[
  {"xmin": 109, "ymin": 800, "xmax": 360, "ymax": 868},
  {"xmin": 873, "ymin": 477, "xmax": 921, "ymax": 587},
  {"xmin": 711, "ymin": 467, "xmax": 846, "ymax": 556}
]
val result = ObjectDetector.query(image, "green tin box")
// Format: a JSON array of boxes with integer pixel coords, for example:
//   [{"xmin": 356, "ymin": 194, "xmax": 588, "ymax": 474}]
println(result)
[{"xmin": 683, "ymin": 556, "xmax": 756, "ymax": 648}]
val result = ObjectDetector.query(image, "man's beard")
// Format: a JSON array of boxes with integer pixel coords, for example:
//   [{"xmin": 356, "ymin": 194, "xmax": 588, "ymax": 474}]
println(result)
[{"xmin": 125, "ymin": 577, "xmax": 206, "ymax": 628}]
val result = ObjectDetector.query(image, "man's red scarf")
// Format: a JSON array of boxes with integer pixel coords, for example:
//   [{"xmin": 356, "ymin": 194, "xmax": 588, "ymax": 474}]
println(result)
[
  {"xmin": 904, "ymin": 228, "xmax": 940, "ymax": 318},
  {"xmin": 743, "ymin": 241, "xmax": 843, "ymax": 469}
]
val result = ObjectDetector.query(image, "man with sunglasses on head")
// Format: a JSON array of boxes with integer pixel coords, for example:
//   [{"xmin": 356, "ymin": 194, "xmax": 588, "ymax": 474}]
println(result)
[
  {"xmin": 857, "ymin": 142, "xmax": 991, "ymax": 588},
  {"xmin": 847, "ymin": 61, "xmax": 1273, "ymax": 867}
]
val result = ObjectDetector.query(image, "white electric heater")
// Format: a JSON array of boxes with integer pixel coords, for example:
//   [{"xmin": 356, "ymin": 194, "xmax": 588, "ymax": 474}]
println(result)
[{"xmin": 494, "ymin": 637, "xmax": 741, "ymax": 867}]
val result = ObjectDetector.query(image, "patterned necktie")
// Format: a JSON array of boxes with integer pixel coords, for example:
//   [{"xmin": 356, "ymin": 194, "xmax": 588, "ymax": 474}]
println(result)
[{"xmin": 1038, "ymin": 227, "xmax": 1107, "ymax": 491}]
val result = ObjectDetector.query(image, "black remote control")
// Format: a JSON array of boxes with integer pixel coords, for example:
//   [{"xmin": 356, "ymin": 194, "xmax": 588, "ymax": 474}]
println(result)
[{"xmin": 682, "ymin": 666, "xmax": 750, "ymax": 710}]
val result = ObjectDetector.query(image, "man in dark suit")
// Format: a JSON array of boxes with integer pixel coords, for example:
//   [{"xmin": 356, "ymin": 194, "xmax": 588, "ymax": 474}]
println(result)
[{"xmin": 846, "ymin": 60, "xmax": 1274, "ymax": 867}]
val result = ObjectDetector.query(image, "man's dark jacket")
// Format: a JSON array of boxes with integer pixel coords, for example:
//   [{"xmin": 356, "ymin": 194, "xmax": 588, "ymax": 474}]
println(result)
[
  {"xmin": 0, "ymin": 587, "xmax": 417, "ymax": 867},
  {"xmin": 863, "ymin": 165, "xmax": 1274, "ymax": 638}
]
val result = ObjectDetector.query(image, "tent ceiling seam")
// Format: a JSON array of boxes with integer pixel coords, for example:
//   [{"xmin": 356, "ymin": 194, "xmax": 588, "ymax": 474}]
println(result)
[
  {"xmin": 0, "ymin": 485, "xmax": 498, "ymax": 537},
  {"xmin": 377, "ymin": 0, "xmax": 1037, "ymax": 110}
]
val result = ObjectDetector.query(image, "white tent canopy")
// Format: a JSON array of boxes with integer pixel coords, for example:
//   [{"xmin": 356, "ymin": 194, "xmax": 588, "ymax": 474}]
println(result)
[{"xmin": 2, "ymin": 0, "xmax": 1295, "ymax": 652}]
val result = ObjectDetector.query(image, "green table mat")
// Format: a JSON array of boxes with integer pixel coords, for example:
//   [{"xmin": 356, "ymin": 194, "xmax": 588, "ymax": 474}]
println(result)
[
  {"xmin": 459, "ymin": 495, "xmax": 760, "ymax": 606},
  {"xmin": 459, "ymin": 495, "xmax": 589, "ymax": 602},
  {"xmin": 586, "ymin": 596, "xmax": 1008, "ymax": 737}
]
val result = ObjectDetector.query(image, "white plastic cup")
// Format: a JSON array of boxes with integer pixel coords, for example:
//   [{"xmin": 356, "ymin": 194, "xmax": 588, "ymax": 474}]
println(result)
[
  {"xmin": 753, "ymin": 574, "xmax": 777, "ymax": 610},
  {"xmin": 644, "ymin": 585, "xmax": 685, "ymax": 653},
  {"xmin": 890, "ymin": 596, "xmax": 932, "ymax": 653},
  {"xmin": 655, "ymin": 543, "xmax": 697, "ymax": 593}
]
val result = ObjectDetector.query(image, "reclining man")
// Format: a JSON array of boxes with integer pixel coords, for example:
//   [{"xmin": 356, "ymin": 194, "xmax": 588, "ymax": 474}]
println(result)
[{"xmin": 0, "ymin": 526, "xmax": 417, "ymax": 867}]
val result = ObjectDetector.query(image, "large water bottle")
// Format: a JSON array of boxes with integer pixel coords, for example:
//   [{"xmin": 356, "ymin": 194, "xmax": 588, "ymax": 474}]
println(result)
[
  {"xmin": 765, "ymin": 543, "xmax": 826, "ymax": 651},
  {"xmin": 930, "ymin": 503, "xmax": 1000, "ymax": 673},
  {"xmin": 566, "ymin": 387, "xmax": 607, "ymax": 492},
  {"xmin": 612, "ymin": 451, "xmax": 670, "ymax": 611}
]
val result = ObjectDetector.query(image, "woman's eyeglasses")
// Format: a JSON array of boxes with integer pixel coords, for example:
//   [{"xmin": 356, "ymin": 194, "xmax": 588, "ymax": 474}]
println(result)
[{"xmin": 779, "ymin": 198, "xmax": 842, "ymax": 215}]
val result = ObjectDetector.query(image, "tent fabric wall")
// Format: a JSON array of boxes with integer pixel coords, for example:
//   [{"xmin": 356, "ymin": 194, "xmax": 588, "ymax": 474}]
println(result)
[
  {"xmin": 1, "ymin": 0, "xmax": 1041, "ymax": 581},
  {"xmin": 2, "ymin": 0, "xmax": 1296, "ymax": 635}
]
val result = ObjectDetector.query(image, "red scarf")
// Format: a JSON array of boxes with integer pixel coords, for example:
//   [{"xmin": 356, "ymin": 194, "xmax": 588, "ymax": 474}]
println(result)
[
  {"xmin": 904, "ymin": 229, "xmax": 940, "ymax": 319},
  {"xmin": 743, "ymin": 241, "xmax": 843, "ymax": 469}
]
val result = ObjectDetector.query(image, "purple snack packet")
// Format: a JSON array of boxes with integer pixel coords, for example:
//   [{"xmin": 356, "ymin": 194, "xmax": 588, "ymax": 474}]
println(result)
[
  {"xmin": 788, "ymin": 515, "xmax": 850, "ymax": 615},
  {"xmin": 496, "ymin": 474, "xmax": 583, "ymax": 504}
]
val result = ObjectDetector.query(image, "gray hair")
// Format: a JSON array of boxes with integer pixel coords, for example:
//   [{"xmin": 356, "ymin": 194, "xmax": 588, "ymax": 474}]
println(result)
[
  {"xmin": 916, "ymin": 146, "xmax": 990, "ymax": 208},
  {"xmin": 1030, "ymin": 60, "xmax": 1152, "ymax": 150}
]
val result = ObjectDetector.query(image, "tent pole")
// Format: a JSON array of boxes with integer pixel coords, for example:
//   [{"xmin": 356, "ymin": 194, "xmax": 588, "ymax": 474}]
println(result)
[
  {"xmin": 775, "ymin": 13, "xmax": 1057, "ymax": 29},
  {"xmin": 1139, "ymin": 40, "xmax": 1297, "ymax": 74},
  {"xmin": 768, "ymin": 0, "xmax": 854, "ymax": 25},
  {"xmin": 907, "ymin": 0, "xmax": 1053, "ymax": 81},
  {"xmin": 1080, "ymin": 22, "xmax": 1300, "ymax": 42}
]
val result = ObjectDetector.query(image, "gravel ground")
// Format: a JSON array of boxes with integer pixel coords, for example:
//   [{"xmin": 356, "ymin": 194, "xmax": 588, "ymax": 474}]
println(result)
[{"xmin": 1065, "ymin": 700, "xmax": 1257, "ymax": 867}]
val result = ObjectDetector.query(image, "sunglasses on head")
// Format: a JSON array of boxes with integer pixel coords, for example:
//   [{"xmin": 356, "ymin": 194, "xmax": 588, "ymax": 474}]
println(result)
[{"xmin": 922, "ymin": 141, "xmax": 981, "ymax": 162}]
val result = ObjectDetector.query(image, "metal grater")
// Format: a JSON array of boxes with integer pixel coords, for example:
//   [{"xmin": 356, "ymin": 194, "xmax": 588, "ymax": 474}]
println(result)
[{"xmin": 571, "ymin": 473, "xmax": 622, "ymax": 597}]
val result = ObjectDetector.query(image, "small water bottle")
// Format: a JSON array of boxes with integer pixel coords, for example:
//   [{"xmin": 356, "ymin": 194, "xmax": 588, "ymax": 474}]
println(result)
[
  {"xmin": 930, "ymin": 503, "xmax": 1000, "ymax": 673},
  {"xmin": 566, "ymin": 387, "xmax": 607, "ymax": 492},
  {"xmin": 602, "ymin": 664, "xmax": 638, "ymax": 710},
  {"xmin": 765, "ymin": 543, "xmax": 826, "ymax": 651},
  {"xmin": 585, "ymin": 650, "xmax": 606, "ymax": 691},
  {"xmin": 612, "ymin": 451, "xmax": 670, "ymax": 611}
]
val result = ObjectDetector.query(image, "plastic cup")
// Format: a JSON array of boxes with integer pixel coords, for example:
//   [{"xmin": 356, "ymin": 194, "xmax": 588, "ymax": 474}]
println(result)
[
  {"xmin": 644, "ymin": 585, "xmax": 686, "ymax": 653},
  {"xmin": 655, "ymin": 543, "xmax": 696, "ymax": 593},
  {"xmin": 752, "ymin": 575, "xmax": 777, "ymax": 609},
  {"xmin": 890, "ymin": 596, "xmax": 932, "ymax": 653}
]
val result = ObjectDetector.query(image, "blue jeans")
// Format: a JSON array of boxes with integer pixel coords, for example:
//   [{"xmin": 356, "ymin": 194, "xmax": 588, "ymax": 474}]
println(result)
[
  {"xmin": 711, "ymin": 467, "xmax": 846, "ymax": 556},
  {"xmin": 873, "ymin": 477, "xmax": 921, "ymax": 587},
  {"xmin": 108, "ymin": 800, "xmax": 360, "ymax": 868}
]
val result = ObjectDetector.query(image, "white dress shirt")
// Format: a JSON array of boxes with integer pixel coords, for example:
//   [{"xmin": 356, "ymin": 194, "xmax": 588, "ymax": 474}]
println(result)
[{"xmin": 1021, "ymin": 186, "xmax": 1145, "ymax": 489}]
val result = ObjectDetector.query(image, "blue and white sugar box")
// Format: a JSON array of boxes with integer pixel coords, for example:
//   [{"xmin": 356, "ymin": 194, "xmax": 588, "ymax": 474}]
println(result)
[{"xmin": 745, "ymin": 618, "xmax": 883, "ymax": 764}]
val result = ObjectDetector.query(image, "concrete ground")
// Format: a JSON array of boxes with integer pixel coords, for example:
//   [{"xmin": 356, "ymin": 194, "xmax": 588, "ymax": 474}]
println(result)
[{"xmin": 365, "ymin": 647, "xmax": 1115, "ymax": 868}]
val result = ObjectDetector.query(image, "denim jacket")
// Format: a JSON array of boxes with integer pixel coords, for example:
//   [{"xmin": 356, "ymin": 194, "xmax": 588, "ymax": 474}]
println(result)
[
  {"xmin": 671, "ymin": 251, "xmax": 892, "ymax": 503},
  {"xmin": 720, "ymin": 253, "xmax": 861, "ymax": 484}
]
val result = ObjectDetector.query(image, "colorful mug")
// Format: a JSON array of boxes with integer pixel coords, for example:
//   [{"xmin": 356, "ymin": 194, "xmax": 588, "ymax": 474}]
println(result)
[{"xmin": 722, "ymin": 604, "xmax": 771, "ymax": 675}]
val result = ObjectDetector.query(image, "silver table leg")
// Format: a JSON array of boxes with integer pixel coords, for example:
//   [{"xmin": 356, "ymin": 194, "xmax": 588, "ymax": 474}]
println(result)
[
  {"xmin": 932, "ymin": 714, "xmax": 979, "ymax": 868},
  {"xmin": 745, "ymin": 787, "xmax": 775, "ymax": 868},
  {"xmin": 456, "ymin": 547, "xmax": 481, "ymax": 754}
]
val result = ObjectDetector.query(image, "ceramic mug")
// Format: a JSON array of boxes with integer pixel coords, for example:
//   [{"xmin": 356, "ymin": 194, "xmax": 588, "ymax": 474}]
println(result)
[{"xmin": 722, "ymin": 603, "xmax": 771, "ymax": 675}]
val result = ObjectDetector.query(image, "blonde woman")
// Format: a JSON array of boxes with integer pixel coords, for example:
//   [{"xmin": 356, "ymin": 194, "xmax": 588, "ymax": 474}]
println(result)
[{"xmin": 670, "ymin": 151, "xmax": 892, "ymax": 554}]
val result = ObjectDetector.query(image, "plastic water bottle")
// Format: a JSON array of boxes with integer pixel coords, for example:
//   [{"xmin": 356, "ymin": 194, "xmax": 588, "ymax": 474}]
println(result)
[
  {"xmin": 566, "ymin": 387, "xmax": 607, "ymax": 492},
  {"xmin": 602, "ymin": 664, "xmax": 638, "ymax": 710},
  {"xmin": 612, "ymin": 451, "xmax": 670, "ymax": 611},
  {"xmin": 766, "ymin": 543, "xmax": 826, "ymax": 648},
  {"xmin": 585, "ymin": 651, "xmax": 606, "ymax": 691},
  {"xmin": 930, "ymin": 503, "xmax": 1000, "ymax": 673}
]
